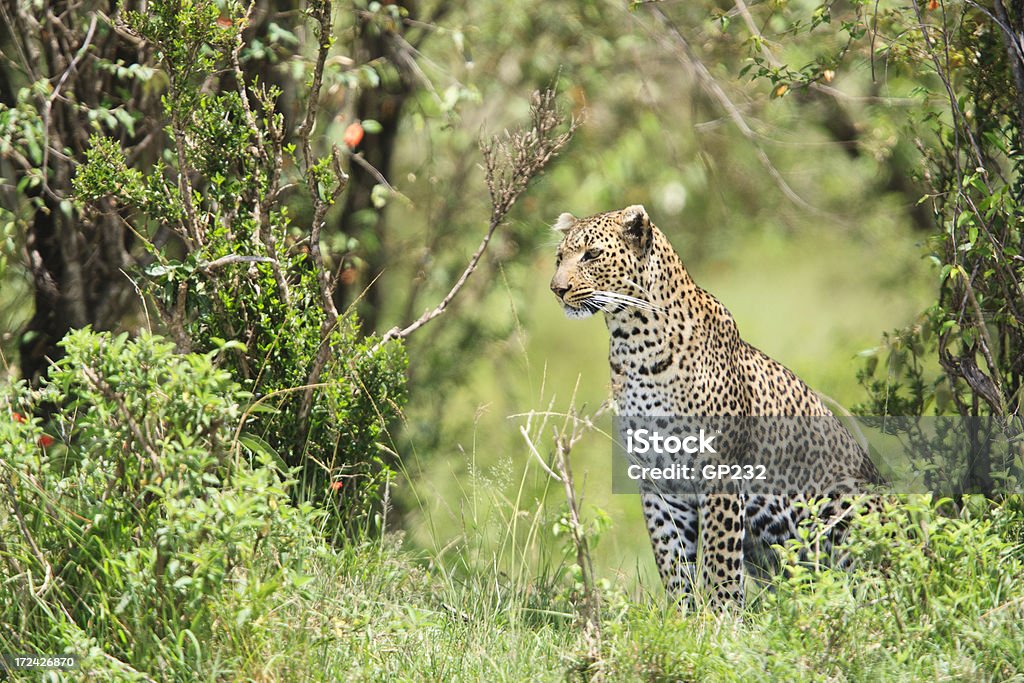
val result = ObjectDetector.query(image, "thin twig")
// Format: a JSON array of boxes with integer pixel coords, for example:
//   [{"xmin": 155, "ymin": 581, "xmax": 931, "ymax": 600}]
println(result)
[
  {"xmin": 372, "ymin": 88, "xmax": 578, "ymax": 353},
  {"xmin": 199, "ymin": 254, "xmax": 274, "ymax": 273},
  {"xmin": 373, "ymin": 211, "xmax": 503, "ymax": 351},
  {"xmin": 990, "ymin": 0, "xmax": 1024, "ymax": 150},
  {"xmin": 230, "ymin": 0, "xmax": 293, "ymax": 308},
  {"xmin": 519, "ymin": 425, "xmax": 563, "ymax": 482},
  {"xmin": 167, "ymin": 88, "xmax": 200, "ymax": 249},
  {"xmin": 80, "ymin": 365, "xmax": 162, "ymax": 467},
  {"xmin": 910, "ymin": 2, "xmax": 987, "ymax": 173},
  {"xmin": 350, "ymin": 151, "xmax": 398, "ymax": 192},
  {"xmin": 297, "ymin": 1, "xmax": 349, "ymax": 428},
  {"xmin": 552, "ymin": 401, "xmax": 602, "ymax": 664},
  {"xmin": 40, "ymin": 13, "xmax": 97, "ymax": 199}
]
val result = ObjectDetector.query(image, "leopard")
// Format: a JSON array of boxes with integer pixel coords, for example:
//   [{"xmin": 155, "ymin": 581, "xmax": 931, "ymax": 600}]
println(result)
[{"xmin": 549, "ymin": 205, "xmax": 882, "ymax": 606}]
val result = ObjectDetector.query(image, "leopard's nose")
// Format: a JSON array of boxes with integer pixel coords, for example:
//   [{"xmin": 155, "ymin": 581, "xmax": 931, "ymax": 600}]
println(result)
[{"xmin": 550, "ymin": 283, "xmax": 569, "ymax": 300}]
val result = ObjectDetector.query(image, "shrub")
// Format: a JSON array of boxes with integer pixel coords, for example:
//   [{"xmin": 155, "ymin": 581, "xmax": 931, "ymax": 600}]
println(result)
[
  {"xmin": 69, "ymin": 0, "xmax": 409, "ymax": 530},
  {"xmin": 0, "ymin": 330, "xmax": 322, "ymax": 678},
  {"xmin": 757, "ymin": 496, "xmax": 1024, "ymax": 679}
]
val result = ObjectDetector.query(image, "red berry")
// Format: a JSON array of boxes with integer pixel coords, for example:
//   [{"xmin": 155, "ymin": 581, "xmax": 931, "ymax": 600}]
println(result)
[{"xmin": 343, "ymin": 122, "xmax": 365, "ymax": 150}]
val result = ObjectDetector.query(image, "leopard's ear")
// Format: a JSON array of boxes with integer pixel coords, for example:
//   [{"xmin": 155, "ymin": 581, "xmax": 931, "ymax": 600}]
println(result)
[
  {"xmin": 620, "ymin": 205, "xmax": 651, "ymax": 255},
  {"xmin": 552, "ymin": 212, "xmax": 576, "ymax": 233}
]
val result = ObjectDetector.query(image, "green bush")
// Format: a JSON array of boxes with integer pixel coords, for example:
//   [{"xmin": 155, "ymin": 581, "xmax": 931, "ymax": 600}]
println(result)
[
  {"xmin": 70, "ymin": 0, "xmax": 409, "ymax": 531},
  {"xmin": 0, "ymin": 330, "xmax": 322, "ymax": 678},
  {"xmin": 755, "ymin": 496, "xmax": 1024, "ymax": 679}
]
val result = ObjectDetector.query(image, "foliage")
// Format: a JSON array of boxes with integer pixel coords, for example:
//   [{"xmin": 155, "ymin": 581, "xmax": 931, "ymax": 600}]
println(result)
[
  {"xmin": 597, "ymin": 496, "xmax": 1024, "ymax": 681},
  {"xmin": 752, "ymin": 496, "xmax": 1024, "ymax": 679},
  {"xmin": 792, "ymin": 2, "xmax": 1024, "ymax": 423},
  {"xmin": 0, "ymin": 330, "xmax": 321, "ymax": 679},
  {"xmin": 70, "ymin": 0, "xmax": 408, "ymax": 531},
  {"xmin": 6, "ymin": 356, "xmax": 1024, "ymax": 680},
  {"xmin": 680, "ymin": 0, "xmax": 1024, "ymax": 496}
]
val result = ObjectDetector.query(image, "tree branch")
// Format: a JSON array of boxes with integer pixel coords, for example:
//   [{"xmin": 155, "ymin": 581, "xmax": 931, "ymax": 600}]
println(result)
[
  {"xmin": 297, "ymin": 1, "xmax": 351, "ymax": 428},
  {"xmin": 370, "ymin": 88, "xmax": 578, "ymax": 353},
  {"xmin": 644, "ymin": 5, "xmax": 834, "ymax": 218},
  {"xmin": 992, "ymin": 0, "xmax": 1024, "ymax": 151}
]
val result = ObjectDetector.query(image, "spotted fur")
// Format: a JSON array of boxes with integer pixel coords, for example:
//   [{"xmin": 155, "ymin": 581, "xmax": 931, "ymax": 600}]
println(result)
[{"xmin": 549, "ymin": 205, "xmax": 881, "ymax": 605}]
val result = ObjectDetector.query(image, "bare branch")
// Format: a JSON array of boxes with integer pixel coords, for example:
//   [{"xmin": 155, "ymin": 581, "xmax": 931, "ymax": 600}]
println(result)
[
  {"xmin": 909, "ymin": 2, "xmax": 987, "ymax": 174},
  {"xmin": 371, "ymin": 88, "xmax": 578, "ymax": 353},
  {"xmin": 228, "ymin": 1, "xmax": 292, "ymax": 307},
  {"xmin": 350, "ymin": 151, "xmax": 398, "ymax": 193},
  {"xmin": 40, "ymin": 13, "xmax": 97, "ymax": 200},
  {"xmin": 554, "ymin": 416, "xmax": 600, "ymax": 638},
  {"xmin": 297, "ymin": 1, "xmax": 333, "ymax": 176},
  {"xmin": 198, "ymin": 254, "xmax": 274, "ymax": 273},
  {"xmin": 296, "ymin": 1, "xmax": 351, "ymax": 427},
  {"xmin": 519, "ymin": 424, "xmax": 563, "ymax": 482},
  {"xmin": 991, "ymin": 0, "xmax": 1024, "ymax": 150}
]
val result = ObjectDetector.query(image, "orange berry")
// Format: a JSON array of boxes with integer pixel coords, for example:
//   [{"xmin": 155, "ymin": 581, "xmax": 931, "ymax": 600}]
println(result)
[{"xmin": 343, "ymin": 122, "xmax": 365, "ymax": 149}]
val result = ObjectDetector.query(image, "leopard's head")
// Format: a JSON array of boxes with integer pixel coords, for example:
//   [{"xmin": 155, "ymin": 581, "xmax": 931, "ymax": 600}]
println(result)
[{"xmin": 549, "ymin": 205, "xmax": 658, "ymax": 319}]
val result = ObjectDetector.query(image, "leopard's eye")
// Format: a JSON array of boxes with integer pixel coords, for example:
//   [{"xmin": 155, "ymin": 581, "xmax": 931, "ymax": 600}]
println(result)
[{"xmin": 581, "ymin": 248, "xmax": 602, "ymax": 263}]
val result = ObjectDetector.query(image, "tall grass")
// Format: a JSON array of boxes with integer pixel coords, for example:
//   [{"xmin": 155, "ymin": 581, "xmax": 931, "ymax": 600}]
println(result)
[{"xmin": 3, "ymin": 331, "xmax": 1024, "ymax": 681}]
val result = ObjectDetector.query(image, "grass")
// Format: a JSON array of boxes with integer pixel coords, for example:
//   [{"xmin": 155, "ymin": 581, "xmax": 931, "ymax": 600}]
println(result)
[
  {"xmin": 4, "ymin": 356, "xmax": 1024, "ymax": 681},
  {"xmin": 90, "ymin": 495, "xmax": 1021, "ymax": 682},
  {"xmin": 259, "ymin": 539, "xmax": 581, "ymax": 681},
  {"xmin": 260, "ymin": 496, "xmax": 1024, "ymax": 682}
]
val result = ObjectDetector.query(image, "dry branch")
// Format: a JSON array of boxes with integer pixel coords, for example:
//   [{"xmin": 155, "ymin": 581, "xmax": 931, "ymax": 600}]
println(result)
[
  {"xmin": 518, "ymin": 392, "xmax": 610, "ymax": 670},
  {"xmin": 372, "ymin": 88, "xmax": 578, "ymax": 353},
  {"xmin": 553, "ymin": 416, "xmax": 601, "ymax": 635}
]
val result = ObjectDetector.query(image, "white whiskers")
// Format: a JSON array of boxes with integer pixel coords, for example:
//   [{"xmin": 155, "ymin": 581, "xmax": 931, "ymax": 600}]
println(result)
[
  {"xmin": 623, "ymin": 278, "xmax": 655, "ymax": 297},
  {"xmin": 588, "ymin": 290, "xmax": 662, "ymax": 313}
]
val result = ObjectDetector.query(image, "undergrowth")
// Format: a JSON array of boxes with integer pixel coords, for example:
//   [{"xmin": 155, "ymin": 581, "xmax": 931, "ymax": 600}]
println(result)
[{"xmin": 3, "ymin": 330, "xmax": 1024, "ymax": 681}]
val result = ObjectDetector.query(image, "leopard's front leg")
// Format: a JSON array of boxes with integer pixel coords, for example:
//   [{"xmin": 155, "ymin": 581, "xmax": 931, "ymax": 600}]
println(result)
[
  {"xmin": 642, "ymin": 492, "xmax": 699, "ymax": 599},
  {"xmin": 700, "ymin": 493, "xmax": 746, "ymax": 605}
]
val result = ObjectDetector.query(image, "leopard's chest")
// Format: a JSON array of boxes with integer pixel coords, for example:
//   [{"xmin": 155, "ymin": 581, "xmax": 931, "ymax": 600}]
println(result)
[
  {"xmin": 610, "ymin": 331, "xmax": 689, "ymax": 416},
  {"xmin": 609, "ymin": 326, "xmax": 741, "ymax": 417}
]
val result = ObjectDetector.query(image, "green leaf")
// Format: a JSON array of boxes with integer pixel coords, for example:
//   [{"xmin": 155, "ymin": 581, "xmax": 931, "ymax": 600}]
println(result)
[
  {"xmin": 245, "ymin": 403, "xmax": 281, "ymax": 416},
  {"xmin": 238, "ymin": 432, "xmax": 287, "ymax": 473},
  {"xmin": 360, "ymin": 119, "xmax": 383, "ymax": 134}
]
